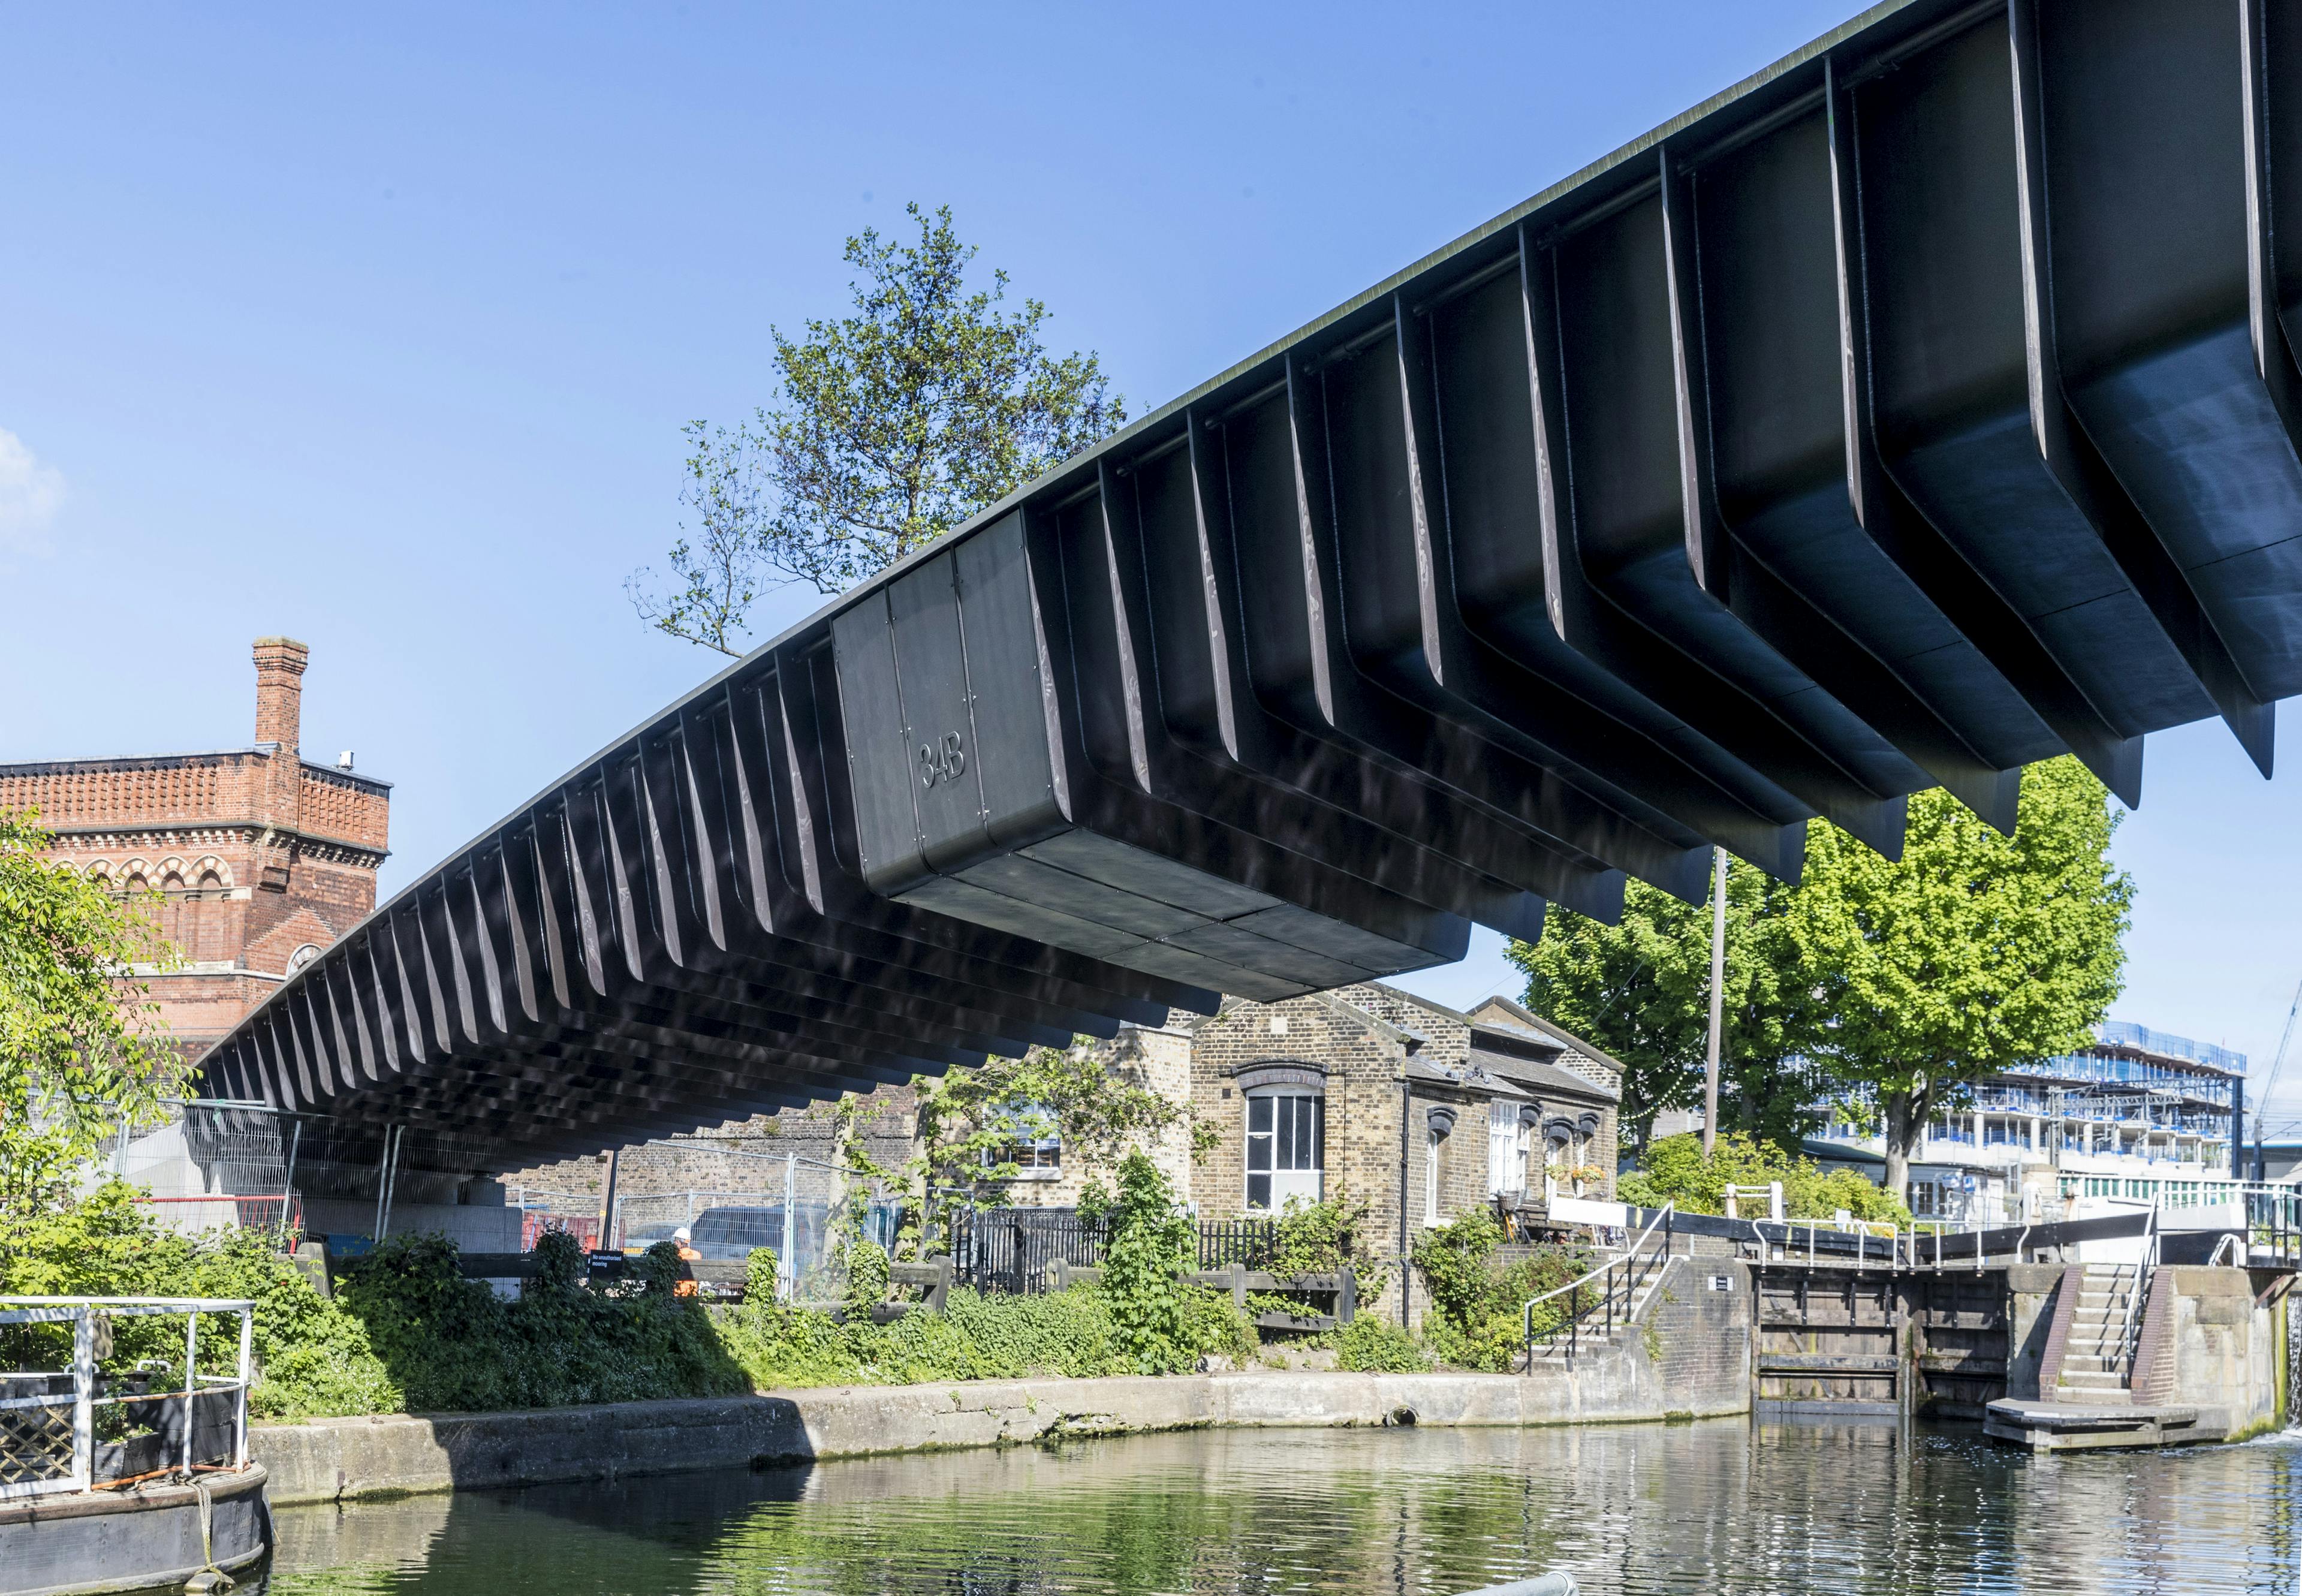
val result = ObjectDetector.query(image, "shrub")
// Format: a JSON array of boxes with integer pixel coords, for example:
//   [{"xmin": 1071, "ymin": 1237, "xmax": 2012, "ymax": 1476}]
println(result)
[
  {"xmin": 1410, "ymin": 1209, "xmax": 1591, "ymax": 1373},
  {"xmin": 713, "ymin": 1296, "xmax": 859, "ymax": 1389},
  {"xmin": 743, "ymin": 1247, "xmax": 782, "ymax": 1303},
  {"xmin": 1335, "ymin": 1315, "xmax": 1428, "ymax": 1373},
  {"xmin": 335, "ymin": 1232, "xmax": 748, "ymax": 1411},
  {"xmin": 0, "ymin": 1181, "xmax": 1258, "ymax": 1416},
  {"xmin": 1083, "ymin": 1152, "xmax": 1198, "ymax": 1374},
  {"xmin": 840, "ymin": 1239, "xmax": 891, "ymax": 1321},
  {"xmin": 0, "ymin": 1183, "xmax": 400, "ymax": 1419},
  {"xmin": 1260, "ymin": 1188, "xmax": 1386, "ymax": 1323},
  {"xmin": 1623, "ymin": 1133, "xmax": 1910, "ymax": 1225},
  {"xmin": 942, "ymin": 1285, "xmax": 1129, "ymax": 1378},
  {"xmin": 1180, "ymin": 1285, "xmax": 1258, "ymax": 1366}
]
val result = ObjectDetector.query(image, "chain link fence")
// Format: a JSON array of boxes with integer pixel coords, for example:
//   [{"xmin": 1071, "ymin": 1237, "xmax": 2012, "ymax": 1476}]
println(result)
[{"xmin": 516, "ymin": 1142, "xmax": 918, "ymax": 1302}]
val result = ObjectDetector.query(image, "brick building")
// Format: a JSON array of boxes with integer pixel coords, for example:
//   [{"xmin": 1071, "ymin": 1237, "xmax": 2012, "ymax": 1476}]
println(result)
[
  {"xmin": 0, "ymin": 637, "xmax": 391, "ymax": 1060},
  {"xmin": 516, "ymin": 982, "xmax": 1619, "ymax": 1257},
  {"xmin": 1185, "ymin": 985, "xmax": 1620, "ymax": 1243}
]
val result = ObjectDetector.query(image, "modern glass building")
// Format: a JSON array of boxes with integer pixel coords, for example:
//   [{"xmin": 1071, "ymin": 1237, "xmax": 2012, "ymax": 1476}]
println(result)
[{"xmin": 1812, "ymin": 1022, "xmax": 2246, "ymax": 1222}]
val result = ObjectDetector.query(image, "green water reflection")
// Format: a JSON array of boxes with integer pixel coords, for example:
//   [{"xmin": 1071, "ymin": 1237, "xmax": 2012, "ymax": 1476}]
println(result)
[{"xmin": 251, "ymin": 1419, "xmax": 2302, "ymax": 1594}]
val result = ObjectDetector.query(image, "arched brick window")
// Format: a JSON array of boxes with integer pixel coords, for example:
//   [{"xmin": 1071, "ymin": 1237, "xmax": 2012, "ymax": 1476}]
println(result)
[{"xmin": 1239, "ymin": 1062, "xmax": 1324, "ymax": 1212}]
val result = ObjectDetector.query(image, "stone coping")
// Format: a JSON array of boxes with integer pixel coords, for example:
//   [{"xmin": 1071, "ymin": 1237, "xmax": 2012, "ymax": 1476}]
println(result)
[
  {"xmin": 252, "ymin": 1367, "xmax": 1744, "ymax": 1506},
  {"xmin": 1985, "ymin": 1398, "xmax": 2199, "ymax": 1431}
]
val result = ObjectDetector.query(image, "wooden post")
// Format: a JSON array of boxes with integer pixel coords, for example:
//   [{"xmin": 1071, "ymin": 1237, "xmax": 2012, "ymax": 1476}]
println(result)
[
  {"xmin": 1337, "ymin": 1266, "xmax": 1357, "ymax": 1326},
  {"xmin": 1053, "ymin": 1257, "xmax": 1070, "ymax": 1293},
  {"xmin": 1231, "ymin": 1260, "xmax": 1248, "ymax": 1311},
  {"xmin": 930, "ymin": 1254, "xmax": 952, "ymax": 1313}
]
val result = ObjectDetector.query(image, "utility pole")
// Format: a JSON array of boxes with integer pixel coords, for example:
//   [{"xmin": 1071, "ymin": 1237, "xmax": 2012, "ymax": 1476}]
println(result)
[
  {"xmin": 1704, "ymin": 847, "xmax": 1727, "ymax": 1158},
  {"xmin": 598, "ymin": 1148, "xmax": 621, "ymax": 1250}
]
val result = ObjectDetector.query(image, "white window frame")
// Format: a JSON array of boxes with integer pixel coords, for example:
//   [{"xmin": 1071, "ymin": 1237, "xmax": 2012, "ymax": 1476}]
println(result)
[
  {"xmin": 1245, "ymin": 1088, "xmax": 1322, "ymax": 1212},
  {"xmin": 981, "ymin": 1103, "xmax": 1061, "ymax": 1181},
  {"xmin": 1488, "ymin": 1110, "xmax": 1535, "ymax": 1198}
]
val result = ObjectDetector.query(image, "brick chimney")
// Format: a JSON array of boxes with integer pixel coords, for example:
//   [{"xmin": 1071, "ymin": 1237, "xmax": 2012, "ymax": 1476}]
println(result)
[
  {"xmin": 252, "ymin": 637, "xmax": 310, "ymax": 849},
  {"xmin": 253, "ymin": 637, "xmax": 309, "ymax": 751}
]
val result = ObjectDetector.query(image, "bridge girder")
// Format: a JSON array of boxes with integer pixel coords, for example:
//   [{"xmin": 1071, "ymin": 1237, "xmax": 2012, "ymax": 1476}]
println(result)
[{"xmin": 200, "ymin": 0, "xmax": 2302, "ymax": 1169}]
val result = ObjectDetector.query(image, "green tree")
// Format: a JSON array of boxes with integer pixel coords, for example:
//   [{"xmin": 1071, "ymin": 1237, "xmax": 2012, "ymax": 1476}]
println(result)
[
  {"xmin": 905, "ymin": 1038, "xmax": 1210, "ymax": 1233},
  {"xmin": 1508, "ymin": 857, "xmax": 1819, "ymax": 1153},
  {"xmin": 1789, "ymin": 757, "xmax": 2129, "ymax": 1203},
  {"xmin": 1517, "ymin": 757, "xmax": 2130, "ymax": 1206},
  {"xmin": 0, "ymin": 808, "xmax": 187, "ymax": 1207},
  {"xmin": 630, "ymin": 202, "xmax": 1126, "ymax": 651}
]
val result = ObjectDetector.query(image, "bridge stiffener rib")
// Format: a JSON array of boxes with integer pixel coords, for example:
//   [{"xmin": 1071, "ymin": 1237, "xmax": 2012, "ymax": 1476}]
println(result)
[{"xmin": 201, "ymin": 0, "xmax": 2302, "ymax": 1167}]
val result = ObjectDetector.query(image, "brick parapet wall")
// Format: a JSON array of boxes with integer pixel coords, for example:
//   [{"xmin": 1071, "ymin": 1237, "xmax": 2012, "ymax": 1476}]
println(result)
[
  {"xmin": 1, "ymin": 640, "xmax": 386, "ymax": 1064},
  {"xmin": 296, "ymin": 766, "xmax": 391, "ymax": 851}
]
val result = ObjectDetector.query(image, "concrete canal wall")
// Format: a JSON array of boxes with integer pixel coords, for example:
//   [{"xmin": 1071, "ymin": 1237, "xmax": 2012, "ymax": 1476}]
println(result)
[
  {"xmin": 253, "ymin": 1258, "xmax": 1753, "ymax": 1504},
  {"xmin": 2127, "ymin": 1266, "xmax": 2285, "ymax": 1438}
]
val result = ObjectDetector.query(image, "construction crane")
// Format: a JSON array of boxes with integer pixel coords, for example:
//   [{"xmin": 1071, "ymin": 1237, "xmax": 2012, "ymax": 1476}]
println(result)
[{"xmin": 2252, "ymin": 972, "xmax": 2302, "ymax": 1181}]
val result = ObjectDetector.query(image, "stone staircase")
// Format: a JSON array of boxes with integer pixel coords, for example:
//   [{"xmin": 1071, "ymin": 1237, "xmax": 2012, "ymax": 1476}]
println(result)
[
  {"xmin": 2055, "ymin": 1263, "xmax": 2138, "ymax": 1399},
  {"xmin": 1526, "ymin": 1254, "xmax": 1673, "ymax": 1363}
]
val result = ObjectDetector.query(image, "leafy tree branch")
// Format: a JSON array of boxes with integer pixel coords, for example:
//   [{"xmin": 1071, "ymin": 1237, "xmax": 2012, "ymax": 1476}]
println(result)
[
  {"xmin": 1513, "ymin": 757, "xmax": 2131, "ymax": 1204},
  {"xmin": 0, "ymin": 808, "xmax": 188, "ymax": 1207},
  {"xmin": 631, "ymin": 203, "xmax": 1126, "ymax": 653}
]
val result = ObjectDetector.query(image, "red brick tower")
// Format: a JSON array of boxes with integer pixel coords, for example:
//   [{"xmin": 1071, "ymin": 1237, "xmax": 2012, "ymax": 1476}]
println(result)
[{"xmin": 0, "ymin": 639, "xmax": 391, "ymax": 1060}]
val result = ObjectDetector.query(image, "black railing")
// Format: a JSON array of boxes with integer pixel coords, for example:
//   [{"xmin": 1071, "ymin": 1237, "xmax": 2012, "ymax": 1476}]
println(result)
[
  {"xmin": 1198, "ymin": 1218, "xmax": 1280, "ymax": 1269},
  {"xmin": 1523, "ymin": 1252, "xmax": 1647, "ymax": 1368},
  {"xmin": 1524, "ymin": 1207, "xmax": 1673, "ymax": 1369},
  {"xmin": 2246, "ymin": 1187, "xmax": 2302, "ymax": 1268},
  {"xmin": 945, "ymin": 1208, "xmax": 1110, "ymax": 1293},
  {"xmin": 941, "ymin": 1211, "xmax": 1302, "ymax": 1292}
]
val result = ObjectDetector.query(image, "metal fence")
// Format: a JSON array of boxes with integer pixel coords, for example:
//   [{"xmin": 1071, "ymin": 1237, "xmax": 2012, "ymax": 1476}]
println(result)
[
  {"xmin": 936, "ymin": 1211, "xmax": 1294, "ymax": 1293},
  {"xmin": 1197, "ymin": 1218, "xmax": 1282, "ymax": 1269},
  {"xmin": 945, "ymin": 1208, "xmax": 1110, "ymax": 1293},
  {"xmin": 0, "ymin": 1297, "xmax": 254, "ymax": 1500},
  {"xmin": 514, "ymin": 1143, "xmax": 911, "ymax": 1302},
  {"xmin": 133, "ymin": 1193, "xmax": 302, "ymax": 1241}
]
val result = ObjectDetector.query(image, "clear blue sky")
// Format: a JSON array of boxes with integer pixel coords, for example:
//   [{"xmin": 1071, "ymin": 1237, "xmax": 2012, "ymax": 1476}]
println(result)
[{"xmin": 5, "ymin": 4, "xmax": 2298, "ymax": 1128}]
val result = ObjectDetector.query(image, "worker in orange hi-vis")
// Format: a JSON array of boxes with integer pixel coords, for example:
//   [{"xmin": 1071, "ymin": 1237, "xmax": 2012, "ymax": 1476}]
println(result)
[{"xmin": 671, "ymin": 1226, "xmax": 702, "ymax": 1298}]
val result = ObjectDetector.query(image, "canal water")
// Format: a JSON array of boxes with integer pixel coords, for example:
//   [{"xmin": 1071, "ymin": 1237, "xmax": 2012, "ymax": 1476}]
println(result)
[{"xmin": 236, "ymin": 1420, "xmax": 2302, "ymax": 1594}]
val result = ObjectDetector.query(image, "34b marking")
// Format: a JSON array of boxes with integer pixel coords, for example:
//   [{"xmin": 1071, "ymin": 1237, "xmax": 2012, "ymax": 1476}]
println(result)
[{"xmin": 918, "ymin": 730, "xmax": 967, "ymax": 788}]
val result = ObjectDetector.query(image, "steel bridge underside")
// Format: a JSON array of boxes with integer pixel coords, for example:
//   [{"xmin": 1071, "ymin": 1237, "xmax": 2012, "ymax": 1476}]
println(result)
[{"xmin": 200, "ymin": 0, "xmax": 2302, "ymax": 1170}]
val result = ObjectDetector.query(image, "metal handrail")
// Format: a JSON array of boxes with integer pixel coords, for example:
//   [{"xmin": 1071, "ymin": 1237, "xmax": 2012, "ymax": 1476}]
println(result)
[
  {"xmin": 1792, "ymin": 1214, "xmax": 1898, "ymax": 1270},
  {"xmin": 0, "ymin": 1297, "xmax": 255, "ymax": 1501},
  {"xmin": 2117, "ymin": 1200, "xmax": 2161, "ymax": 1384},
  {"xmin": 1523, "ymin": 1203, "xmax": 1673, "ymax": 1369}
]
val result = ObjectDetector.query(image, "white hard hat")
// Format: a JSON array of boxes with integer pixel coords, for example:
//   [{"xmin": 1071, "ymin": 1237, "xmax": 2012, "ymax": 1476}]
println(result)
[{"xmin": 673, "ymin": 1226, "xmax": 692, "ymax": 1242}]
